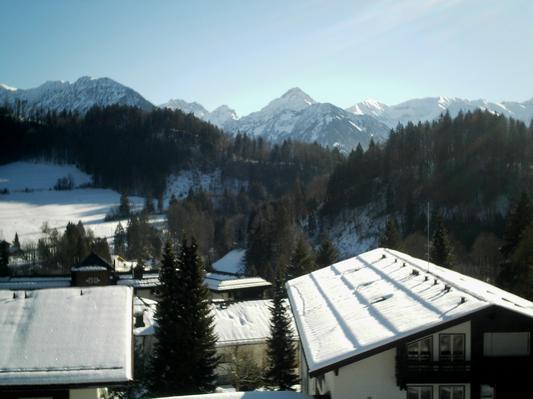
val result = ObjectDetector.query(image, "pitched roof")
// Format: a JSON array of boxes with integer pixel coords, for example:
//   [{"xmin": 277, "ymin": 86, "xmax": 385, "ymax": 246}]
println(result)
[
  {"xmin": 212, "ymin": 248, "xmax": 246, "ymax": 275},
  {"xmin": 134, "ymin": 297, "xmax": 297, "ymax": 346},
  {"xmin": 71, "ymin": 252, "xmax": 112, "ymax": 271},
  {"xmin": 0, "ymin": 286, "xmax": 133, "ymax": 386},
  {"xmin": 286, "ymin": 248, "xmax": 533, "ymax": 376}
]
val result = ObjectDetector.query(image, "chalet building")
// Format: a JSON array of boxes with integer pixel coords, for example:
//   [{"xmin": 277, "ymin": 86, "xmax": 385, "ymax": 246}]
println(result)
[
  {"xmin": 0, "ymin": 286, "xmax": 133, "ymax": 399},
  {"xmin": 287, "ymin": 248, "xmax": 533, "ymax": 399},
  {"xmin": 70, "ymin": 252, "xmax": 115, "ymax": 286}
]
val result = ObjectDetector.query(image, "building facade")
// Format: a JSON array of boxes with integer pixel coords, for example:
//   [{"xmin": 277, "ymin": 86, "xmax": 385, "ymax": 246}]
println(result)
[{"xmin": 288, "ymin": 248, "xmax": 533, "ymax": 399}]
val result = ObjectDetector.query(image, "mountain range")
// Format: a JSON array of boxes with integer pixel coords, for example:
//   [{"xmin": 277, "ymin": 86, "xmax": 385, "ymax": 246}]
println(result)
[
  {"xmin": 162, "ymin": 88, "xmax": 393, "ymax": 150},
  {"xmin": 0, "ymin": 76, "xmax": 153, "ymax": 115},
  {"xmin": 2, "ymin": 76, "xmax": 532, "ymax": 151}
]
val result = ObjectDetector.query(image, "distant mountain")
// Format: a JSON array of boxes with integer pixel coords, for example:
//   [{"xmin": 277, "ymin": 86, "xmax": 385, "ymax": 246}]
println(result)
[
  {"xmin": 206, "ymin": 105, "xmax": 238, "ymax": 127},
  {"xmin": 347, "ymin": 96, "xmax": 533, "ymax": 128},
  {"xmin": 160, "ymin": 99, "xmax": 238, "ymax": 128},
  {"xmin": 0, "ymin": 76, "xmax": 154, "ymax": 115},
  {"xmin": 223, "ymin": 88, "xmax": 390, "ymax": 150},
  {"xmin": 160, "ymin": 88, "xmax": 390, "ymax": 150},
  {"xmin": 159, "ymin": 98, "xmax": 210, "ymax": 119}
]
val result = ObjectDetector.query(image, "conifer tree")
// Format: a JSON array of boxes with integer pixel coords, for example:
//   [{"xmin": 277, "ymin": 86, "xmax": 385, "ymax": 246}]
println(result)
[
  {"xmin": 113, "ymin": 222, "xmax": 126, "ymax": 256},
  {"xmin": 119, "ymin": 192, "xmax": 130, "ymax": 217},
  {"xmin": 316, "ymin": 238, "xmax": 338, "ymax": 268},
  {"xmin": 0, "ymin": 240, "xmax": 10, "ymax": 277},
  {"xmin": 144, "ymin": 192, "xmax": 155, "ymax": 214},
  {"xmin": 499, "ymin": 224, "xmax": 533, "ymax": 299},
  {"xmin": 288, "ymin": 237, "xmax": 314, "ymax": 279},
  {"xmin": 379, "ymin": 217, "xmax": 401, "ymax": 249},
  {"xmin": 266, "ymin": 276, "xmax": 298, "ymax": 390},
  {"xmin": 13, "ymin": 233, "xmax": 21, "ymax": 251},
  {"xmin": 91, "ymin": 238, "xmax": 111, "ymax": 263},
  {"xmin": 175, "ymin": 237, "xmax": 218, "ymax": 394},
  {"xmin": 150, "ymin": 241, "xmax": 181, "ymax": 395},
  {"xmin": 500, "ymin": 192, "xmax": 533, "ymax": 258},
  {"xmin": 498, "ymin": 192, "xmax": 533, "ymax": 294},
  {"xmin": 430, "ymin": 215, "xmax": 454, "ymax": 269}
]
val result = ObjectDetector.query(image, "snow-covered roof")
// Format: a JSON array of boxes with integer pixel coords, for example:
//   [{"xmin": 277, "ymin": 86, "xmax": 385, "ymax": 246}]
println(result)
[
  {"xmin": 0, "ymin": 286, "xmax": 133, "ymax": 386},
  {"xmin": 0, "ymin": 276, "xmax": 71, "ymax": 290},
  {"xmin": 71, "ymin": 265, "xmax": 109, "ymax": 272},
  {"xmin": 212, "ymin": 249, "xmax": 246, "ymax": 275},
  {"xmin": 205, "ymin": 273, "xmax": 271, "ymax": 291},
  {"xmin": 156, "ymin": 391, "xmax": 311, "ymax": 399},
  {"xmin": 213, "ymin": 299, "xmax": 296, "ymax": 346},
  {"xmin": 117, "ymin": 272, "xmax": 160, "ymax": 288},
  {"xmin": 134, "ymin": 298, "xmax": 297, "ymax": 346},
  {"xmin": 287, "ymin": 248, "xmax": 533, "ymax": 375}
]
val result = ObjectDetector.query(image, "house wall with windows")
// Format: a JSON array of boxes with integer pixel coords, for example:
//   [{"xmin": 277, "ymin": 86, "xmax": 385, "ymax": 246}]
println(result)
[
  {"xmin": 289, "ymin": 249, "xmax": 533, "ymax": 399},
  {"xmin": 301, "ymin": 322, "xmax": 473, "ymax": 399}
]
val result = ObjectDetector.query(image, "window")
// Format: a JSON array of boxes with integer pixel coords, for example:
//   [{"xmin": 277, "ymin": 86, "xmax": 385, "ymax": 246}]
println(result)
[
  {"xmin": 439, "ymin": 385, "xmax": 464, "ymax": 399},
  {"xmin": 408, "ymin": 386, "xmax": 433, "ymax": 399},
  {"xmin": 407, "ymin": 336, "xmax": 432, "ymax": 361},
  {"xmin": 483, "ymin": 332, "xmax": 530, "ymax": 356},
  {"xmin": 481, "ymin": 385, "xmax": 494, "ymax": 399},
  {"xmin": 439, "ymin": 334, "xmax": 465, "ymax": 361}
]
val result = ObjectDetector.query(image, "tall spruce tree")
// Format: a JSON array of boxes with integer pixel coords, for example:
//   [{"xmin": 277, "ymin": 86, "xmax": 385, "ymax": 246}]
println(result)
[
  {"xmin": 266, "ymin": 276, "xmax": 298, "ymax": 390},
  {"xmin": 174, "ymin": 237, "xmax": 218, "ymax": 394},
  {"xmin": 113, "ymin": 222, "xmax": 127, "ymax": 257},
  {"xmin": 500, "ymin": 224, "xmax": 533, "ymax": 299},
  {"xmin": 13, "ymin": 233, "xmax": 21, "ymax": 251},
  {"xmin": 500, "ymin": 192, "xmax": 533, "ymax": 259},
  {"xmin": 430, "ymin": 215, "xmax": 454, "ymax": 269},
  {"xmin": 150, "ymin": 241, "xmax": 181, "ymax": 395},
  {"xmin": 288, "ymin": 238, "xmax": 314, "ymax": 279},
  {"xmin": 379, "ymin": 217, "xmax": 401, "ymax": 249},
  {"xmin": 498, "ymin": 192, "xmax": 533, "ymax": 294},
  {"xmin": 119, "ymin": 192, "xmax": 131, "ymax": 217},
  {"xmin": 316, "ymin": 238, "xmax": 338, "ymax": 268},
  {"xmin": 0, "ymin": 240, "xmax": 10, "ymax": 277}
]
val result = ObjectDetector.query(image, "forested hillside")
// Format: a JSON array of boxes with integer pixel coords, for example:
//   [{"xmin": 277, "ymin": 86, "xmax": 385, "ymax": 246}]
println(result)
[
  {"xmin": 4, "ymin": 105, "xmax": 533, "ymax": 294},
  {"xmin": 323, "ymin": 110, "xmax": 533, "ymax": 284},
  {"xmin": 0, "ymin": 105, "xmax": 342, "ymax": 276}
]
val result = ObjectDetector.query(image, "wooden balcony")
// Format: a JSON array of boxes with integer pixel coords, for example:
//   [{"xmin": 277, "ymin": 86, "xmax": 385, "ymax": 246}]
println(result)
[{"xmin": 396, "ymin": 359, "xmax": 471, "ymax": 388}]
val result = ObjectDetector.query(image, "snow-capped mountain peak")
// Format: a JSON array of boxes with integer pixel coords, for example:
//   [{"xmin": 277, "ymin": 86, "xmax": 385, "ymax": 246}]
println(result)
[
  {"xmin": 346, "ymin": 96, "xmax": 533, "ymax": 128},
  {"xmin": 0, "ymin": 76, "xmax": 154, "ymax": 114},
  {"xmin": 0, "ymin": 83, "xmax": 17, "ymax": 92},
  {"xmin": 280, "ymin": 87, "xmax": 316, "ymax": 105},
  {"xmin": 346, "ymin": 98, "xmax": 388, "ymax": 117},
  {"xmin": 160, "ymin": 99, "xmax": 210, "ymax": 119},
  {"xmin": 206, "ymin": 105, "xmax": 238, "ymax": 127}
]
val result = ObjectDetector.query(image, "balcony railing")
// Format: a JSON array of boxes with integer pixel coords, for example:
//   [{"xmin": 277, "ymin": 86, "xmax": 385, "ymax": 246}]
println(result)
[{"xmin": 396, "ymin": 359, "xmax": 471, "ymax": 388}]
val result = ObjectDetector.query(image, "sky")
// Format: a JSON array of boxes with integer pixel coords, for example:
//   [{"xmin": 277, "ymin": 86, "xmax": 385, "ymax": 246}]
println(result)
[{"xmin": 1, "ymin": 0, "xmax": 532, "ymax": 116}]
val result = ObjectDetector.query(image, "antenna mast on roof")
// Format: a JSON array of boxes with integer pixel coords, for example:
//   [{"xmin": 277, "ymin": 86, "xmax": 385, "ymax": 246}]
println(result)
[{"xmin": 427, "ymin": 201, "xmax": 430, "ymax": 273}]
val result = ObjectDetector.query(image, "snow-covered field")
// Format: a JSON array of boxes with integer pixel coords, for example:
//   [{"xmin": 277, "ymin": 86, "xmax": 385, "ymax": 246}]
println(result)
[{"xmin": 0, "ymin": 162, "xmax": 143, "ymax": 243}]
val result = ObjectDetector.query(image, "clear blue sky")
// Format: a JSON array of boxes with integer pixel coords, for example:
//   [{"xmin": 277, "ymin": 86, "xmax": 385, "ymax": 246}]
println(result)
[{"xmin": 1, "ymin": 0, "xmax": 532, "ymax": 115}]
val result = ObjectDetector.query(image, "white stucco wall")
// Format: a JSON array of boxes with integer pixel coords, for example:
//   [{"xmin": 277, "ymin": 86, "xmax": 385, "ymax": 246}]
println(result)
[{"xmin": 324, "ymin": 348, "xmax": 405, "ymax": 399}]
